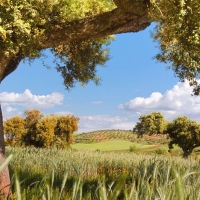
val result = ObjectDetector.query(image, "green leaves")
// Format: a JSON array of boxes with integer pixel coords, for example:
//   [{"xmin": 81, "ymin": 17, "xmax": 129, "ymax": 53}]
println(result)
[
  {"xmin": 0, "ymin": 26, "xmax": 6, "ymax": 41},
  {"xmin": 53, "ymin": 36, "xmax": 113, "ymax": 89},
  {"xmin": 1, "ymin": 0, "xmax": 200, "ymax": 93},
  {"xmin": 151, "ymin": 0, "xmax": 200, "ymax": 94},
  {"xmin": 3, "ymin": 116, "xmax": 25, "ymax": 146},
  {"xmin": 4, "ymin": 109, "xmax": 79, "ymax": 148},
  {"xmin": 0, "ymin": 0, "xmax": 116, "ymax": 88},
  {"xmin": 167, "ymin": 116, "xmax": 200, "ymax": 157},
  {"xmin": 133, "ymin": 112, "xmax": 167, "ymax": 137},
  {"xmin": 0, "ymin": 0, "xmax": 114, "ymax": 57}
]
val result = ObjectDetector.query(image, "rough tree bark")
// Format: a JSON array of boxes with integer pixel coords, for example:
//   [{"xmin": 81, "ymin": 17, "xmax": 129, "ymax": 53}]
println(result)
[
  {"xmin": 183, "ymin": 145, "xmax": 199, "ymax": 158},
  {"xmin": 42, "ymin": 1, "xmax": 151, "ymax": 48},
  {"xmin": 0, "ymin": 0, "xmax": 152, "ymax": 197},
  {"xmin": 0, "ymin": 53, "xmax": 22, "ymax": 198},
  {"xmin": 183, "ymin": 148, "xmax": 193, "ymax": 158},
  {"xmin": 0, "ymin": 105, "xmax": 11, "ymax": 199}
]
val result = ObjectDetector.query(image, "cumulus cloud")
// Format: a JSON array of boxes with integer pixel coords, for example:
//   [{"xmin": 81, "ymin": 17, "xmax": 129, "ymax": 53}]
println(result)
[
  {"xmin": 118, "ymin": 81, "xmax": 200, "ymax": 121},
  {"xmin": 118, "ymin": 92, "xmax": 163, "ymax": 111},
  {"xmin": 1, "ymin": 106, "xmax": 22, "ymax": 120},
  {"xmin": 78, "ymin": 115, "xmax": 132, "ymax": 133},
  {"xmin": 55, "ymin": 111, "xmax": 73, "ymax": 116},
  {"xmin": 109, "ymin": 122, "xmax": 135, "ymax": 130},
  {"xmin": 0, "ymin": 89, "xmax": 64, "ymax": 109},
  {"xmin": 5, "ymin": 106, "xmax": 17, "ymax": 113}
]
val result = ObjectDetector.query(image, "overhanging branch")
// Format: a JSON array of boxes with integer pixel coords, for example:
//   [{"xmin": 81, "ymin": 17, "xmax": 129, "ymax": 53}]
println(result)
[
  {"xmin": 0, "ymin": 54, "xmax": 22, "ymax": 82},
  {"xmin": 42, "ymin": 2, "xmax": 151, "ymax": 49}
]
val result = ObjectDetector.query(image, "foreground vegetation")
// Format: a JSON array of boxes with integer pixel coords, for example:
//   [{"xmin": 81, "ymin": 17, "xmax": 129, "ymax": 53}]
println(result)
[
  {"xmin": 2, "ymin": 125, "xmax": 200, "ymax": 199},
  {"xmin": 2, "ymin": 146, "xmax": 200, "ymax": 199}
]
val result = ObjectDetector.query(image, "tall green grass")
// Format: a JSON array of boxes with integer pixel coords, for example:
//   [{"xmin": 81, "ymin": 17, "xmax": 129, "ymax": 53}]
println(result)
[{"xmin": 3, "ymin": 146, "xmax": 200, "ymax": 199}]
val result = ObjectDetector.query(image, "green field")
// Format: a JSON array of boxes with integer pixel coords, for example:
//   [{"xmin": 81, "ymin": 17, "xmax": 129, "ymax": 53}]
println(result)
[
  {"xmin": 73, "ymin": 130, "xmax": 171, "ymax": 153},
  {"xmin": 72, "ymin": 139, "xmax": 158, "ymax": 151},
  {"xmin": 73, "ymin": 139, "xmax": 136, "ymax": 151},
  {"xmin": 1, "ymin": 131, "xmax": 192, "ymax": 199},
  {"xmin": 4, "ymin": 146, "xmax": 200, "ymax": 199}
]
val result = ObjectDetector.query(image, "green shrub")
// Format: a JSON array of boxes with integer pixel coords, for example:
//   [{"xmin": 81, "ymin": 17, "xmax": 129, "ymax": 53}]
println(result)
[
  {"xmin": 154, "ymin": 148, "xmax": 168, "ymax": 155},
  {"xmin": 129, "ymin": 145, "xmax": 139, "ymax": 154}
]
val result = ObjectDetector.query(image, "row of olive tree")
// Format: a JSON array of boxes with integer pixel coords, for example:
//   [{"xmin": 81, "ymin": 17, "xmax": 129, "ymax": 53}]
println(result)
[
  {"xmin": 3, "ymin": 109, "xmax": 79, "ymax": 148},
  {"xmin": 133, "ymin": 112, "xmax": 200, "ymax": 158}
]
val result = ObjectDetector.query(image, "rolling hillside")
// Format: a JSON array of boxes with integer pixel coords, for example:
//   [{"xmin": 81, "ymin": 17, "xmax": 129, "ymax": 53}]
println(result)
[
  {"xmin": 74, "ymin": 130, "xmax": 169, "ymax": 145},
  {"xmin": 75, "ymin": 130, "xmax": 135, "ymax": 143}
]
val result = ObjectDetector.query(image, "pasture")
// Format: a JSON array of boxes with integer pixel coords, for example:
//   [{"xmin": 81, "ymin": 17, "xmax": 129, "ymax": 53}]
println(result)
[
  {"xmin": 73, "ymin": 139, "xmax": 139, "ymax": 151},
  {"xmin": 2, "ymin": 130, "xmax": 199, "ymax": 199},
  {"xmin": 3, "ymin": 146, "xmax": 199, "ymax": 199}
]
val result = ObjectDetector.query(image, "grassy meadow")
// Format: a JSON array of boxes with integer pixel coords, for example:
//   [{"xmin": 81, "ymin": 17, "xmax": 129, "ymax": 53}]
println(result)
[
  {"xmin": 72, "ymin": 139, "xmax": 138, "ymax": 151},
  {"xmin": 2, "ymin": 130, "xmax": 200, "ymax": 199},
  {"xmin": 73, "ymin": 130, "xmax": 179, "ymax": 154}
]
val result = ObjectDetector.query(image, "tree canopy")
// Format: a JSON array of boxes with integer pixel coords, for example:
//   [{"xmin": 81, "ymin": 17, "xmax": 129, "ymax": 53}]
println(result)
[
  {"xmin": 133, "ymin": 112, "xmax": 167, "ymax": 137},
  {"xmin": 167, "ymin": 116, "xmax": 200, "ymax": 158},
  {"xmin": 151, "ymin": 0, "xmax": 200, "ymax": 94},
  {"xmin": 3, "ymin": 116, "xmax": 25, "ymax": 145},
  {"xmin": 3, "ymin": 109, "xmax": 79, "ymax": 148},
  {"xmin": 0, "ymin": 0, "xmax": 200, "ymax": 92}
]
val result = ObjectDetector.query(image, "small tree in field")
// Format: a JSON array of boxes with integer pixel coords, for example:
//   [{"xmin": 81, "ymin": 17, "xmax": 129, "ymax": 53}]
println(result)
[
  {"xmin": 133, "ymin": 112, "xmax": 167, "ymax": 138},
  {"xmin": 54, "ymin": 115, "xmax": 79, "ymax": 147},
  {"xmin": 3, "ymin": 116, "xmax": 25, "ymax": 146},
  {"xmin": 4, "ymin": 110, "xmax": 79, "ymax": 148},
  {"xmin": 167, "ymin": 116, "xmax": 200, "ymax": 158},
  {"xmin": 35, "ymin": 115, "xmax": 57, "ymax": 148},
  {"xmin": 23, "ymin": 109, "xmax": 44, "ymax": 147}
]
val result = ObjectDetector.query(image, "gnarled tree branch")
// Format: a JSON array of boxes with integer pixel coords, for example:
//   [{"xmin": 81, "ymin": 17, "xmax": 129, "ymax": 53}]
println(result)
[
  {"xmin": 0, "ymin": 53, "xmax": 22, "ymax": 82},
  {"xmin": 42, "ymin": 1, "xmax": 151, "ymax": 49},
  {"xmin": 1, "ymin": 55, "xmax": 22, "ymax": 82}
]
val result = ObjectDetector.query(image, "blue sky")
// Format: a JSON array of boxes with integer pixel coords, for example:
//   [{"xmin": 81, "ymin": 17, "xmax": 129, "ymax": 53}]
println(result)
[{"xmin": 1, "ymin": 24, "xmax": 200, "ymax": 133}]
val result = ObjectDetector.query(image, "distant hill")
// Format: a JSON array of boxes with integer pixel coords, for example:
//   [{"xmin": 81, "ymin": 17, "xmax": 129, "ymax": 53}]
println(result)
[
  {"xmin": 74, "ymin": 130, "xmax": 169, "ymax": 145},
  {"xmin": 75, "ymin": 130, "xmax": 135, "ymax": 143}
]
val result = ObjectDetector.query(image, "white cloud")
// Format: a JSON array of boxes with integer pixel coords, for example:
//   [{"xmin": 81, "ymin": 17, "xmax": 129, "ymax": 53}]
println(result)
[
  {"xmin": 0, "ymin": 89, "xmax": 64, "ymax": 109},
  {"xmin": 109, "ymin": 122, "xmax": 135, "ymax": 130},
  {"xmin": 1, "ymin": 106, "xmax": 22, "ymax": 121},
  {"xmin": 55, "ymin": 111, "xmax": 73, "ymax": 116},
  {"xmin": 78, "ymin": 115, "xmax": 131, "ymax": 133},
  {"xmin": 118, "ymin": 81, "xmax": 200, "ymax": 121},
  {"xmin": 118, "ymin": 92, "xmax": 162, "ymax": 110},
  {"xmin": 5, "ymin": 106, "xmax": 16, "ymax": 113},
  {"xmin": 3, "ymin": 82, "xmax": 200, "ymax": 133}
]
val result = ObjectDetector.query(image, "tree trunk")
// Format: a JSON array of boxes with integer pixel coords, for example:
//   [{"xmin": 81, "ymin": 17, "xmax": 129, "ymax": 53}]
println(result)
[
  {"xmin": 183, "ymin": 148, "xmax": 193, "ymax": 158},
  {"xmin": 0, "ymin": 104, "xmax": 11, "ymax": 199},
  {"xmin": 0, "ymin": 53, "xmax": 22, "ymax": 198},
  {"xmin": 0, "ymin": 53, "xmax": 12, "ymax": 199}
]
